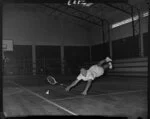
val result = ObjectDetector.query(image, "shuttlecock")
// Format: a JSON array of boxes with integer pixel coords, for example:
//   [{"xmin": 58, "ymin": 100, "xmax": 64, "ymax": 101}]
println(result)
[{"xmin": 46, "ymin": 90, "xmax": 50, "ymax": 94}]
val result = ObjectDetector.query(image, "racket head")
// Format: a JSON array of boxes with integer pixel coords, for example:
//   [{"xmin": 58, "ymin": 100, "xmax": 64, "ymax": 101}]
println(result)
[{"xmin": 46, "ymin": 75, "xmax": 57, "ymax": 85}]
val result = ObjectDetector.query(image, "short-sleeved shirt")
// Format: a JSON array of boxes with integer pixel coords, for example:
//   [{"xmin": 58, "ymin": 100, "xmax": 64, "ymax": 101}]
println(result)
[{"xmin": 77, "ymin": 65, "xmax": 104, "ymax": 81}]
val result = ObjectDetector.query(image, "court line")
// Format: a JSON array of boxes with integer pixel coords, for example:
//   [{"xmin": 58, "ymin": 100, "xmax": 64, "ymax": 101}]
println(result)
[
  {"xmin": 9, "ymin": 81, "xmax": 78, "ymax": 116},
  {"xmin": 4, "ymin": 90, "xmax": 24, "ymax": 97},
  {"xmin": 54, "ymin": 89, "xmax": 147, "ymax": 101},
  {"xmin": 4, "ymin": 112, "xmax": 8, "ymax": 117}
]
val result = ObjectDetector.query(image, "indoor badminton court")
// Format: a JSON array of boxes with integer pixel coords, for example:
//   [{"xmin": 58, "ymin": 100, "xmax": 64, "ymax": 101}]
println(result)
[{"xmin": 1, "ymin": 0, "xmax": 149, "ymax": 119}]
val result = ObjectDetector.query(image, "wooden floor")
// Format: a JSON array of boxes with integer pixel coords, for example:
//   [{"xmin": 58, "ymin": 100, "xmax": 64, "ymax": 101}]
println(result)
[
  {"xmin": 4, "ymin": 91, "xmax": 71, "ymax": 116},
  {"xmin": 3, "ymin": 76, "xmax": 147, "ymax": 118}
]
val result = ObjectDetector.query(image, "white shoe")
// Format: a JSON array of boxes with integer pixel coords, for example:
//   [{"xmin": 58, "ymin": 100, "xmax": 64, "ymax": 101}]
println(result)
[
  {"xmin": 106, "ymin": 57, "xmax": 112, "ymax": 62},
  {"xmin": 108, "ymin": 62, "xmax": 112, "ymax": 69}
]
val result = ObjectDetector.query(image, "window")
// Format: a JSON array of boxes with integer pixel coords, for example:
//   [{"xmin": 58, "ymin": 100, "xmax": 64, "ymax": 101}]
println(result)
[{"xmin": 111, "ymin": 11, "xmax": 149, "ymax": 29}]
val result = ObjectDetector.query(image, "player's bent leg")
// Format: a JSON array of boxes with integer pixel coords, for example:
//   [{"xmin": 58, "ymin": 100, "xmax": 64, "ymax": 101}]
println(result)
[
  {"xmin": 97, "ymin": 57, "xmax": 112, "ymax": 67},
  {"xmin": 97, "ymin": 60, "xmax": 106, "ymax": 66},
  {"xmin": 103, "ymin": 62, "xmax": 112, "ymax": 70},
  {"xmin": 65, "ymin": 79, "xmax": 81, "ymax": 92}
]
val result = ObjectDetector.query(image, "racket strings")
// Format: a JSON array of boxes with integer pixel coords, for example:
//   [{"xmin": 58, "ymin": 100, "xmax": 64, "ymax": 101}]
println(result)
[{"xmin": 47, "ymin": 75, "xmax": 57, "ymax": 85}]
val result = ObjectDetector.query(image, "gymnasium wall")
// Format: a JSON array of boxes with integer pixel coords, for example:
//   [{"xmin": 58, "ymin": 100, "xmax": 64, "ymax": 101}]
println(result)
[
  {"xmin": 2, "ymin": 3, "xmax": 91, "ymax": 75},
  {"xmin": 4, "ymin": 45, "xmax": 32, "ymax": 75},
  {"xmin": 90, "ymin": 15, "xmax": 148, "ymax": 43},
  {"xmin": 90, "ymin": 14, "xmax": 148, "ymax": 59},
  {"xmin": 3, "ymin": 4, "xmax": 89, "ymax": 46},
  {"xmin": 112, "ymin": 35, "xmax": 139, "ymax": 59},
  {"xmin": 89, "ymin": 26, "xmax": 103, "ymax": 45},
  {"xmin": 111, "ymin": 16, "xmax": 148, "ymax": 59},
  {"xmin": 111, "ymin": 16, "xmax": 148, "ymax": 41},
  {"xmin": 143, "ymin": 32, "xmax": 148, "ymax": 56},
  {"xmin": 91, "ymin": 43, "xmax": 110, "ymax": 61},
  {"xmin": 64, "ymin": 46, "xmax": 90, "ymax": 74},
  {"xmin": 36, "ymin": 46, "xmax": 61, "ymax": 74}
]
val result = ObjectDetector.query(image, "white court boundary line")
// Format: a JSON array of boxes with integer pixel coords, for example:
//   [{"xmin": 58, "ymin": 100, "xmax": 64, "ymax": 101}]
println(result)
[
  {"xmin": 4, "ymin": 90, "xmax": 24, "ymax": 97},
  {"xmin": 9, "ymin": 81, "xmax": 78, "ymax": 116},
  {"xmin": 4, "ymin": 112, "xmax": 8, "ymax": 117},
  {"xmin": 54, "ymin": 89, "xmax": 147, "ymax": 101}
]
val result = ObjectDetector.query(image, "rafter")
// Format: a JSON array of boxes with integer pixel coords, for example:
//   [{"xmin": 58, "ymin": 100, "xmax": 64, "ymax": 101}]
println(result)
[
  {"xmin": 104, "ymin": 3, "xmax": 131, "ymax": 15},
  {"xmin": 41, "ymin": 3, "xmax": 102, "ymax": 27},
  {"xmin": 62, "ymin": 4, "xmax": 109, "ymax": 23}
]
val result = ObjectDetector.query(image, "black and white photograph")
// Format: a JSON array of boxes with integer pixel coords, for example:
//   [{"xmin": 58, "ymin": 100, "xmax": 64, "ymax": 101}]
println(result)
[{"xmin": 1, "ymin": 0, "xmax": 149, "ymax": 118}]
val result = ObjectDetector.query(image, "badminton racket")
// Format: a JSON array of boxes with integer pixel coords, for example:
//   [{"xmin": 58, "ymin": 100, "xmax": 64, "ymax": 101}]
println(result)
[
  {"xmin": 46, "ymin": 75, "xmax": 57, "ymax": 85},
  {"xmin": 46, "ymin": 75, "xmax": 67, "ymax": 88}
]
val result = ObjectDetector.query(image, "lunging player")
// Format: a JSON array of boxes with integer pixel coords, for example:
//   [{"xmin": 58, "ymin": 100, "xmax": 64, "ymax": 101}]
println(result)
[{"xmin": 65, "ymin": 57, "xmax": 112, "ymax": 95}]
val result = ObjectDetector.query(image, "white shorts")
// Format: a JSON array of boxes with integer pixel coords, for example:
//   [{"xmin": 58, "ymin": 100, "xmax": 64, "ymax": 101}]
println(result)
[
  {"xmin": 89, "ymin": 65, "xmax": 104, "ymax": 78},
  {"xmin": 77, "ymin": 65, "xmax": 104, "ymax": 81}
]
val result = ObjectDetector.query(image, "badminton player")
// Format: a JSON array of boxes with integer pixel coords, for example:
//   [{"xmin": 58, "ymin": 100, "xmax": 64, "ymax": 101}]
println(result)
[{"xmin": 65, "ymin": 57, "xmax": 112, "ymax": 95}]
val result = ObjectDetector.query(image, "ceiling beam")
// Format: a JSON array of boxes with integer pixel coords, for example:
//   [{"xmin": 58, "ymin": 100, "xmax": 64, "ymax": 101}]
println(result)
[
  {"xmin": 62, "ymin": 4, "xmax": 109, "ymax": 24},
  {"xmin": 104, "ymin": 3, "xmax": 131, "ymax": 15},
  {"xmin": 41, "ymin": 3, "xmax": 102, "ymax": 27}
]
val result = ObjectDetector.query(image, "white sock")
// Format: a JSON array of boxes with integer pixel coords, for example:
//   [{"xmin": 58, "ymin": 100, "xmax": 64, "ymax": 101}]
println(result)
[{"xmin": 108, "ymin": 62, "xmax": 112, "ymax": 69}]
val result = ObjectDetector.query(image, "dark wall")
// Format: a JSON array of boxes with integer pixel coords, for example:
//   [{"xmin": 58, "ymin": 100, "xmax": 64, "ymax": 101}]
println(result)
[
  {"xmin": 64, "ymin": 46, "xmax": 90, "ymax": 74},
  {"xmin": 91, "ymin": 42, "xmax": 110, "ymax": 62},
  {"xmin": 36, "ymin": 45, "xmax": 61, "ymax": 75},
  {"xmin": 112, "ymin": 35, "xmax": 139, "ymax": 60},
  {"xmin": 143, "ymin": 32, "xmax": 148, "ymax": 56},
  {"xmin": 5, "ymin": 45, "xmax": 32, "ymax": 60},
  {"xmin": 36, "ymin": 46, "xmax": 61, "ymax": 59},
  {"xmin": 4, "ymin": 45, "xmax": 32, "ymax": 75}
]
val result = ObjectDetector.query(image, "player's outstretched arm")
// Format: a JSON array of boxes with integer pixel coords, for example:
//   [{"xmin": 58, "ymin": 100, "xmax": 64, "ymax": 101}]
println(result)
[
  {"xmin": 81, "ymin": 79, "xmax": 92, "ymax": 95},
  {"xmin": 65, "ymin": 79, "xmax": 80, "ymax": 92}
]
